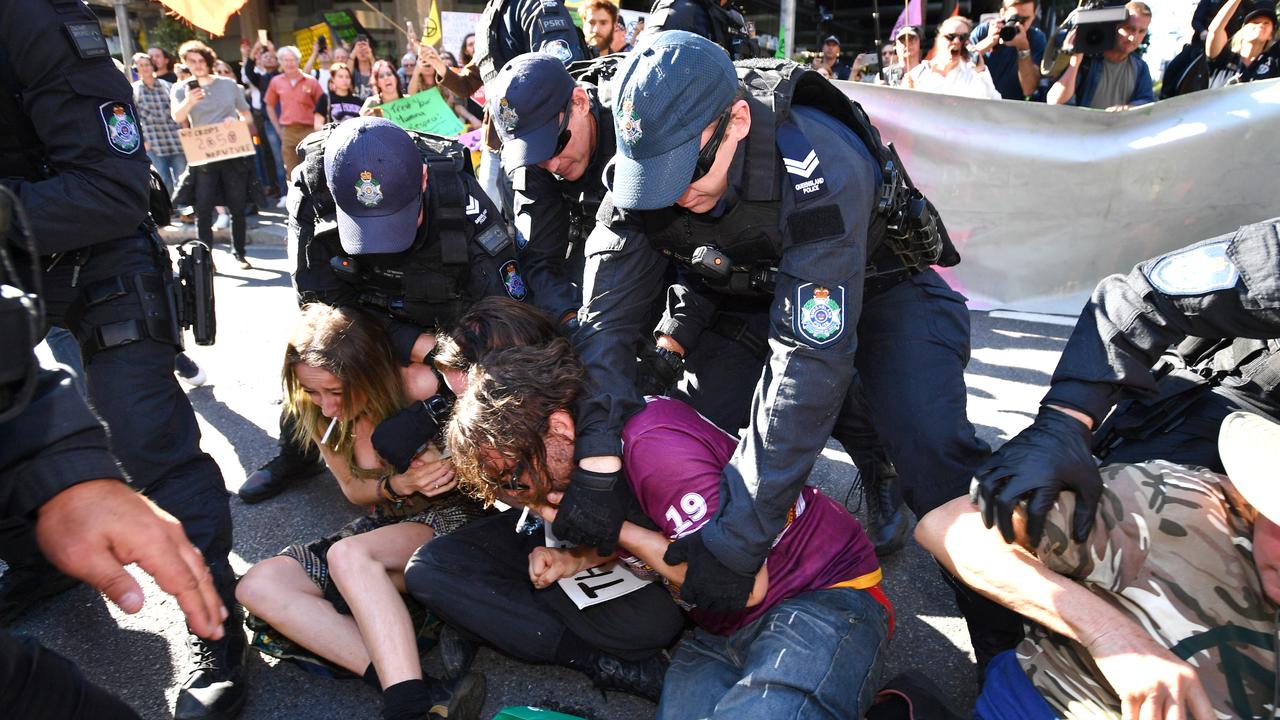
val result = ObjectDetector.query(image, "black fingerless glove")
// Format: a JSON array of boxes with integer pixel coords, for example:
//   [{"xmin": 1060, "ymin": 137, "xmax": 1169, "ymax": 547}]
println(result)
[
  {"xmin": 972, "ymin": 406, "xmax": 1102, "ymax": 545},
  {"xmin": 663, "ymin": 532, "xmax": 756, "ymax": 613},
  {"xmin": 552, "ymin": 467, "xmax": 632, "ymax": 554},
  {"xmin": 370, "ymin": 395, "xmax": 452, "ymax": 474}
]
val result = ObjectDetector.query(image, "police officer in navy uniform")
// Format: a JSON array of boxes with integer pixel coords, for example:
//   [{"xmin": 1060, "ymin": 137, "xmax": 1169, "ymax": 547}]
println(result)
[
  {"xmin": 0, "ymin": 186, "xmax": 226, "ymax": 720},
  {"xmin": 0, "ymin": 3, "xmax": 245, "ymax": 718},
  {"xmin": 558, "ymin": 31, "xmax": 1023, "ymax": 661},
  {"xmin": 487, "ymin": 53, "xmax": 617, "ymax": 331},
  {"xmin": 646, "ymin": 0, "xmax": 759, "ymax": 60},
  {"xmin": 290, "ymin": 117, "xmax": 528, "ymax": 379},
  {"xmin": 974, "ymin": 217, "xmax": 1280, "ymax": 547},
  {"xmin": 246, "ymin": 118, "xmax": 532, "ymax": 502}
]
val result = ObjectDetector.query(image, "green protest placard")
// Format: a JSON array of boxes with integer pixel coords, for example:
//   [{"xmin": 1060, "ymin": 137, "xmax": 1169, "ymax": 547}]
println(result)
[
  {"xmin": 380, "ymin": 89, "xmax": 466, "ymax": 137},
  {"xmin": 323, "ymin": 10, "xmax": 366, "ymax": 46}
]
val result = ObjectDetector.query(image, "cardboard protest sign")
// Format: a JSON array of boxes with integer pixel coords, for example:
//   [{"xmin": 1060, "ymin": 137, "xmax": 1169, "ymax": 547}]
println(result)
[
  {"xmin": 380, "ymin": 89, "xmax": 466, "ymax": 137},
  {"xmin": 178, "ymin": 120, "xmax": 255, "ymax": 166},
  {"xmin": 457, "ymin": 128, "xmax": 483, "ymax": 152},
  {"xmin": 294, "ymin": 22, "xmax": 334, "ymax": 68},
  {"xmin": 441, "ymin": 11, "xmax": 481, "ymax": 58}
]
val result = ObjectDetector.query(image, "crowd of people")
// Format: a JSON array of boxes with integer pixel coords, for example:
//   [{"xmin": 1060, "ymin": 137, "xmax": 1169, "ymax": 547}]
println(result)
[
  {"xmin": 4, "ymin": 1, "xmax": 1279, "ymax": 720},
  {"xmin": 844, "ymin": 0, "xmax": 1279, "ymax": 106}
]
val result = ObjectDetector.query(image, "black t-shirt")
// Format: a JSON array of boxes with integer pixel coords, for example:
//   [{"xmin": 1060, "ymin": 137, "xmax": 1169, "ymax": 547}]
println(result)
[
  {"xmin": 1208, "ymin": 44, "xmax": 1280, "ymax": 88},
  {"xmin": 315, "ymin": 92, "xmax": 362, "ymax": 124}
]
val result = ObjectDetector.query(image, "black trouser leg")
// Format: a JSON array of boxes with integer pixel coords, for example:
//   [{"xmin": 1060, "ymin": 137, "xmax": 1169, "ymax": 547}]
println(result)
[
  {"xmin": 193, "ymin": 167, "xmax": 218, "ymax": 249},
  {"xmin": 217, "ymin": 159, "xmax": 249, "ymax": 257},
  {"xmin": 405, "ymin": 510, "xmax": 682, "ymax": 664},
  {"xmin": 43, "ymin": 235, "xmax": 235, "ymax": 603},
  {"xmin": 0, "ymin": 630, "xmax": 140, "ymax": 720}
]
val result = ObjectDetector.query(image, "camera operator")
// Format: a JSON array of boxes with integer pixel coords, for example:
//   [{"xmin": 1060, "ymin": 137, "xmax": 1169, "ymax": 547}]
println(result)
[
  {"xmin": 1048, "ymin": 1, "xmax": 1154, "ymax": 110},
  {"xmin": 969, "ymin": 0, "xmax": 1047, "ymax": 100}
]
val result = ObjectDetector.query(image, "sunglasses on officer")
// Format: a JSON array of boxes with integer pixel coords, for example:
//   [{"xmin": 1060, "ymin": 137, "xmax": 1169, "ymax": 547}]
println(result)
[
  {"xmin": 552, "ymin": 99, "xmax": 574, "ymax": 158},
  {"xmin": 691, "ymin": 107, "xmax": 733, "ymax": 184}
]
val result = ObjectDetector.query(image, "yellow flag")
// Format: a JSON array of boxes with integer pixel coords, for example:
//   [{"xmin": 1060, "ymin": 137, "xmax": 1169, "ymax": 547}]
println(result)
[{"xmin": 422, "ymin": 0, "xmax": 443, "ymax": 48}]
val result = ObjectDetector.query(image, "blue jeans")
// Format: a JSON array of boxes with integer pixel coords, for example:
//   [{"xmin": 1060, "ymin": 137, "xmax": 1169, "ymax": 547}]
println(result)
[
  {"xmin": 974, "ymin": 650, "xmax": 1060, "ymax": 720},
  {"xmin": 260, "ymin": 119, "xmax": 286, "ymax": 192},
  {"xmin": 147, "ymin": 151, "xmax": 187, "ymax": 197},
  {"xmin": 657, "ymin": 587, "xmax": 889, "ymax": 720}
]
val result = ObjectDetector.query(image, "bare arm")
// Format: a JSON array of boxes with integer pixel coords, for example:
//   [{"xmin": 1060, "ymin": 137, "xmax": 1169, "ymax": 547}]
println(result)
[
  {"xmin": 1207, "ymin": 0, "xmax": 1243, "ymax": 59},
  {"xmin": 1047, "ymin": 54, "xmax": 1082, "ymax": 105},
  {"xmin": 619, "ymin": 520, "xmax": 769, "ymax": 606},
  {"xmin": 915, "ymin": 498, "xmax": 1215, "ymax": 720},
  {"xmin": 1017, "ymin": 53, "xmax": 1039, "ymax": 96}
]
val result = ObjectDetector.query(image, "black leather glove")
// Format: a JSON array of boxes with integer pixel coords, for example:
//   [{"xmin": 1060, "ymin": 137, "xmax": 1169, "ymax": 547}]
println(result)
[
  {"xmin": 370, "ymin": 395, "xmax": 451, "ymax": 473},
  {"xmin": 553, "ymin": 467, "xmax": 631, "ymax": 554},
  {"xmin": 972, "ymin": 406, "xmax": 1102, "ymax": 546},
  {"xmin": 634, "ymin": 344, "xmax": 684, "ymax": 397},
  {"xmin": 663, "ymin": 532, "xmax": 755, "ymax": 613}
]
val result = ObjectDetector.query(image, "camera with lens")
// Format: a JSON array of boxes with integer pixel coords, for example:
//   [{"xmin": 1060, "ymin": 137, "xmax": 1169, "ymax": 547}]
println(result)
[
  {"xmin": 998, "ymin": 17, "xmax": 1025, "ymax": 42},
  {"xmin": 173, "ymin": 241, "xmax": 216, "ymax": 345}
]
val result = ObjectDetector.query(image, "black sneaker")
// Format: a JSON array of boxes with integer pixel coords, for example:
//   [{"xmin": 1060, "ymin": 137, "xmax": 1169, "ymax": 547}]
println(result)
[
  {"xmin": 174, "ymin": 611, "xmax": 248, "ymax": 720},
  {"xmin": 861, "ymin": 459, "xmax": 910, "ymax": 557},
  {"xmin": 0, "ymin": 559, "xmax": 81, "ymax": 626},
  {"xmin": 239, "ymin": 450, "xmax": 326, "ymax": 504},
  {"xmin": 582, "ymin": 652, "xmax": 667, "ymax": 703},
  {"xmin": 175, "ymin": 353, "xmax": 207, "ymax": 388},
  {"xmin": 437, "ymin": 625, "xmax": 479, "ymax": 683},
  {"xmin": 427, "ymin": 673, "xmax": 486, "ymax": 720}
]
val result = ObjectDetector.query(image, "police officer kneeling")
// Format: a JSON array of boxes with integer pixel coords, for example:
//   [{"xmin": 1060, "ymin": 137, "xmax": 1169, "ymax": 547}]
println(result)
[
  {"xmin": 563, "ymin": 31, "xmax": 1023, "ymax": 664},
  {"xmin": 290, "ymin": 118, "xmax": 528, "ymax": 432}
]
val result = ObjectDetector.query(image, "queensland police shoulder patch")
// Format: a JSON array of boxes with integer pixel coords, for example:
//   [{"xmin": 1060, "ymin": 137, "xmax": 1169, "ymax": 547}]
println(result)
[
  {"xmin": 99, "ymin": 102, "xmax": 141, "ymax": 155},
  {"xmin": 1146, "ymin": 241, "xmax": 1240, "ymax": 296},
  {"xmin": 501, "ymin": 260, "xmax": 528, "ymax": 301},
  {"xmin": 544, "ymin": 39, "xmax": 574, "ymax": 65},
  {"xmin": 795, "ymin": 283, "xmax": 845, "ymax": 346}
]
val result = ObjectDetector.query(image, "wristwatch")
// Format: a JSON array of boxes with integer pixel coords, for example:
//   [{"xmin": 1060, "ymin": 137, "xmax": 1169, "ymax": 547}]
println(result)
[
  {"xmin": 653, "ymin": 346, "xmax": 685, "ymax": 376},
  {"xmin": 1017, "ymin": 49, "xmax": 1032, "ymax": 59}
]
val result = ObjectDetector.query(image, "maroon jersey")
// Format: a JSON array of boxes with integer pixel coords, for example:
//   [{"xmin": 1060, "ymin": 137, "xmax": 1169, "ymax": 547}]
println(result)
[{"xmin": 620, "ymin": 397, "xmax": 882, "ymax": 635}]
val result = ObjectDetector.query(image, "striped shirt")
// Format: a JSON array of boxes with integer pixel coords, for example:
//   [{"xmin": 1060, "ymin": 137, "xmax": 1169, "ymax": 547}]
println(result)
[{"xmin": 132, "ymin": 78, "xmax": 183, "ymax": 157}]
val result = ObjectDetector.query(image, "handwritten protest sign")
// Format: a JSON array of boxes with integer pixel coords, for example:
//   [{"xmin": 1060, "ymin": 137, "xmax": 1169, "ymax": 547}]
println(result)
[
  {"xmin": 178, "ymin": 120, "xmax": 255, "ymax": 166},
  {"xmin": 441, "ymin": 11, "xmax": 481, "ymax": 58},
  {"xmin": 380, "ymin": 89, "xmax": 466, "ymax": 137}
]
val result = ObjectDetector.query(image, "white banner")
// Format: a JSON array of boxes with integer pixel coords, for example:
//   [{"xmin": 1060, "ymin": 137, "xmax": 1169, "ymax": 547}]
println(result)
[{"xmin": 837, "ymin": 78, "xmax": 1280, "ymax": 314}]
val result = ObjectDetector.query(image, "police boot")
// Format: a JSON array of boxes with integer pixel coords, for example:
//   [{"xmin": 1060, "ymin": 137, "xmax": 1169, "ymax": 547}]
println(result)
[
  {"xmin": 861, "ymin": 458, "xmax": 909, "ymax": 557},
  {"xmin": 437, "ymin": 624, "xmax": 479, "ymax": 682},
  {"xmin": 174, "ymin": 606, "xmax": 248, "ymax": 720},
  {"xmin": 0, "ymin": 556, "xmax": 81, "ymax": 626},
  {"xmin": 239, "ymin": 442, "xmax": 326, "ymax": 504},
  {"xmin": 581, "ymin": 652, "xmax": 668, "ymax": 703}
]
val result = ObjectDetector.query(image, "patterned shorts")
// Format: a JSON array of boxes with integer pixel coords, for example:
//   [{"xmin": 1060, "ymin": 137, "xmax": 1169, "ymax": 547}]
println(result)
[{"xmin": 280, "ymin": 492, "xmax": 489, "ymax": 614}]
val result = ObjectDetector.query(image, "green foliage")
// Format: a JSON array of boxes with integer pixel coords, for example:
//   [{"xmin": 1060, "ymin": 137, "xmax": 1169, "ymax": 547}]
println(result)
[{"xmin": 148, "ymin": 14, "xmax": 209, "ymax": 53}]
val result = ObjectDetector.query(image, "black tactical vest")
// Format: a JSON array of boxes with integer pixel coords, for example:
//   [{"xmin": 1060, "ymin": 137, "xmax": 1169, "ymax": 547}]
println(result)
[
  {"xmin": 648, "ymin": 0, "xmax": 759, "ymax": 60},
  {"xmin": 626, "ymin": 60, "xmax": 956, "ymax": 297},
  {"xmin": 296, "ymin": 126, "xmax": 490, "ymax": 330},
  {"xmin": 0, "ymin": 38, "xmax": 51, "ymax": 180}
]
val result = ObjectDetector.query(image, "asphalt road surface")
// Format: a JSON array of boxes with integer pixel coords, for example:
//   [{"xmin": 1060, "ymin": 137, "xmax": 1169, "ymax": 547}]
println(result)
[{"xmin": 10, "ymin": 240, "xmax": 1071, "ymax": 720}]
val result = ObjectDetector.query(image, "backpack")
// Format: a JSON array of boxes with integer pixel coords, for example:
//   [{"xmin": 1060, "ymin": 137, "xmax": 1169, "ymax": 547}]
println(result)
[
  {"xmin": 1160, "ymin": 43, "xmax": 1210, "ymax": 100},
  {"xmin": 565, "ymin": 53, "xmax": 625, "ymax": 109},
  {"xmin": 735, "ymin": 59, "xmax": 958, "ymax": 272}
]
